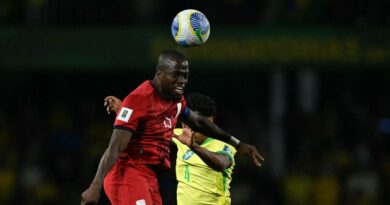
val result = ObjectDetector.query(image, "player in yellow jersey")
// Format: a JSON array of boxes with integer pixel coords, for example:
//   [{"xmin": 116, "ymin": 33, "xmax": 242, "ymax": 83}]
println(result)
[{"xmin": 173, "ymin": 92, "xmax": 236, "ymax": 205}]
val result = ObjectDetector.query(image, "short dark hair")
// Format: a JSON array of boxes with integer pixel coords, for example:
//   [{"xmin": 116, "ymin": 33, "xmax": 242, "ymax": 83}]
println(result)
[
  {"xmin": 156, "ymin": 50, "xmax": 187, "ymax": 72},
  {"xmin": 187, "ymin": 93, "xmax": 216, "ymax": 117}
]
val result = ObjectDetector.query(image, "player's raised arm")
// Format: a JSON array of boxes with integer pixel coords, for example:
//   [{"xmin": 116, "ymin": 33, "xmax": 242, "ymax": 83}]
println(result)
[
  {"xmin": 81, "ymin": 129, "xmax": 132, "ymax": 205},
  {"xmin": 104, "ymin": 95, "xmax": 264, "ymax": 167},
  {"xmin": 180, "ymin": 108, "xmax": 264, "ymax": 167}
]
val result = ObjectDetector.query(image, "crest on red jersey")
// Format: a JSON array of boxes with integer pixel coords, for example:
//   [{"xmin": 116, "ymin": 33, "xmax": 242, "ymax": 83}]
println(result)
[{"xmin": 117, "ymin": 107, "xmax": 133, "ymax": 122}]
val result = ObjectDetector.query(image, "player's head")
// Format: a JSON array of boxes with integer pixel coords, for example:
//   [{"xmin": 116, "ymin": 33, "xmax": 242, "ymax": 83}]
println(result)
[
  {"xmin": 186, "ymin": 92, "xmax": 216, "ymax": 120},
  {"xmin": 183, "ymin": 93, "xmax": 216, "ymax": 143},
  {"xmin": 153, "ymin": 50, "xmax": 189, "ymax": 100}
]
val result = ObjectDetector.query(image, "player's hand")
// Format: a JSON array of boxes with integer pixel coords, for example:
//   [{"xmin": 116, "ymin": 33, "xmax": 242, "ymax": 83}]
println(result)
[
  {"xmin": 104, "ymin": 96, "xmax": 122, "ymax": 114},
  {"xmin": 80, "ymin": 185, "xmax": 101, "ymax": 205},
  {"xmin": 174, "ymin": 127, "xmax": 195, "ymax": 147},
  {"xmin": 236, "ymin": 142, "xmax": 264, "ymax": 167}
]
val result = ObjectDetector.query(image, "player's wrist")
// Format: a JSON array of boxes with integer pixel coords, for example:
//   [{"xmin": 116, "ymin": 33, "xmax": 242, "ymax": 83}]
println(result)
[
  {"xmin": 189, "ymin": 141, "xmax": 199, "ymax": 150},
  {"xmin": 90, "ymin": 180, "xmax": 103, "ymax": 190},
  {"xmin": 229, "ymin": 136, "xmax": 241, "ymax": 148}
]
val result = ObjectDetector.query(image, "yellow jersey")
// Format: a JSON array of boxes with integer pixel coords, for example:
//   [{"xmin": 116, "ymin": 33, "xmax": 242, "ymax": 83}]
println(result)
[{"xmin": 172, "ymin": 129, "xmax": 236, "ymax": 205}]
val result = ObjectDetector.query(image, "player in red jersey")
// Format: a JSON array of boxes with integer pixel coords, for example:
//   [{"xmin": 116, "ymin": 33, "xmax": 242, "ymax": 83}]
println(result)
[{"xmin": 81, "ymin": 50, "xmax": 264, "ymax": 205}]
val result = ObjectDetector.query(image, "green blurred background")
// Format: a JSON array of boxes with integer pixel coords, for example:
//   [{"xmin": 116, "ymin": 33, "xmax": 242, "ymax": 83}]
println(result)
[{"xmin": 0, "ymin": 0, "xmax": 389, "ymax": 204}]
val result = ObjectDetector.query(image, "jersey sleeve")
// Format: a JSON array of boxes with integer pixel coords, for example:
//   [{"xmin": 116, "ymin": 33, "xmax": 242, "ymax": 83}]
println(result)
[
  {"xmin": 179, "ymin": 97, "xmax": 190, "ymax": 119},
  {"xmin": 216, "ymin": 144, "xmax": 237, "ymax": 165},
  {"xmin": 114, "ymin": 93, "xmax": 148, "ymax": 132}
]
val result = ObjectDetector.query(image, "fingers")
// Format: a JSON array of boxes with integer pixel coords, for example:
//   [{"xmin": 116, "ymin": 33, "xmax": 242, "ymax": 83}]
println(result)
[
  {"xmin": 104, "ymin": 96, "xmax": 116, "ymax": 107},
  {"xmin": 251, "ymin": 150, "xmax": 264, "ymax": 167},
  {"xmin": 104, "ymin": 96, "xmax": 115, "ymax": 101},
  {"xmin": 81, "ymin": 201, "xmax": 89, "ymax": 205},
  {"xmin": 81, "ymin": 191, "xmax": 86, "ymax": 205},
  {"xmin": 250, "ymin": 152, "xmax": 261, "ymax": 167},
  {"xmin": 245, "ymin": 145, "xmax": 264, "ymax": 167},
  {"xmin": 105, "ymin": 103, "xmax": 112, "ymax": 114},
  {"xmin": 258, "ymin": 153, "xmax": 265, "ymax": 161},
  {"xmin": 104, "ymin": 96, "xmax": 116, "ymax": 114},
  {"xmin": 104, "ymin": 98, "xmax": 111, "ymax": 112},
  {"xmin": 81, "ymin": 198, "xmax": 94, "ymax": 205},
  {"xmin": 104, "ymin": 98, "xmax": 112, "ymax": 104}
]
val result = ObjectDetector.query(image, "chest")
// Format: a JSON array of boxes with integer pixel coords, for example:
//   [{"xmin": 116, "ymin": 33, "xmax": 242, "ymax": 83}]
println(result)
[
  {"xmin": 139, "ymin": 97, "xmax": 183, "ymax": 133},
  {"xmin": 148, "ymin": 100, "xmax": 182, "ymax": 119},
  {"xmin": 146, "ymin": 96, "xmax": 182, "ymax": 125}
]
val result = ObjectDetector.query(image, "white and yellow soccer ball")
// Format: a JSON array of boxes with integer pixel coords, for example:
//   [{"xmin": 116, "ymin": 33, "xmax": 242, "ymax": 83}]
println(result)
[{"xmin": 171, "ymin": 9, "xmax": 210, "ymax": 47}]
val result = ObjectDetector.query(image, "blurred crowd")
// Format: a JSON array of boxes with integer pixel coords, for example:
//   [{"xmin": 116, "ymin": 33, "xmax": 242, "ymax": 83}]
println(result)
[
  {"xmin": 0, "ymin": 0, "xmax": 389, "ymax": 27},
  {"xmin": 0, "ymin": 70, "xmax": 389, "ymax": 205}
]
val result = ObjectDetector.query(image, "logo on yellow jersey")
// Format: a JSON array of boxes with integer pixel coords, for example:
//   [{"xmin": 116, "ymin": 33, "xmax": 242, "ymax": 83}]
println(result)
[
  {"xmin": 182, "ymin": 150, "xmax": 195, "ymax": 160},
  {"xmin": 223, "ymin": 145, "xmax": 232, "ymax": 154}
]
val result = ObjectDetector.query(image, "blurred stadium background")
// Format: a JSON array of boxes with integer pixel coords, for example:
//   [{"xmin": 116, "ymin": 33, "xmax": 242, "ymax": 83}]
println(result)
[{"xmin": 0, "ymin": 0, "xmax": 389, "ymax": 204}]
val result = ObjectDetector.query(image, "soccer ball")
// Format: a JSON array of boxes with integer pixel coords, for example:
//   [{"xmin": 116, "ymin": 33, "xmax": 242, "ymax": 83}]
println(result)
[{"xmin": 171, "ymin": 9, "xmax": 210, "ymax": 47}]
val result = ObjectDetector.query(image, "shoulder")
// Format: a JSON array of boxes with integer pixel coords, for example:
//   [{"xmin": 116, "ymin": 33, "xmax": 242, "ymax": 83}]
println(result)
[
  {"xmin": 213, "ymin": 139, "xmax": 237, "ymax": 155},
  {"xmin": 122, "ymin": 81, "xmax": 154, "ymax": 104},
  {"xmin": 171, "ymin": 137, "xmax": 179, "ymax": 145},
  {"xmin": 172, "ymin": 129, "xmax": 188, "ymax": 150},
  {"xmin": 129, "ymin": 80, "xmax": 154, "ymax": 97},
  {"xmin": 172, "ymin": 129, "xmax": 183, "ymax": 145}
]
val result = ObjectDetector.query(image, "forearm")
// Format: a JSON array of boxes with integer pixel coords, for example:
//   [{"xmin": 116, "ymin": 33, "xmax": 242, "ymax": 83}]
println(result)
[
  {"xmin": 185, "ymin": 116, "xmax": 227, "ymax": 141},
  {"xmin": 90, "ymin": 148, "xmax": 120, "ymax": 188},
  {"xmin": 187, "ymin": 117, "xmax": 239, "ymax": 147},
  {"xmin": 190, "ymin": 143, "xmax": 230, "ymax": 172}
]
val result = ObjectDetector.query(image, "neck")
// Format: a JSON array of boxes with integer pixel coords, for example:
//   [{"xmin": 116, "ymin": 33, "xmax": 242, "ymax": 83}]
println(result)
[
  {"xmin": 151, "ymin": 78, "xmax": 158, "ymax": 90},
  {"xmin": 151, "ymin": 78, "xmax": 165, "ymax": 99}
]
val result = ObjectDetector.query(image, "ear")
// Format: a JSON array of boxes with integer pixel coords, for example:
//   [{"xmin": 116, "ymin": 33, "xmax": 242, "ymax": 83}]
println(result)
[{"xmin": 154, "ymin": 70, "xmax": 163, "ymax": 80}]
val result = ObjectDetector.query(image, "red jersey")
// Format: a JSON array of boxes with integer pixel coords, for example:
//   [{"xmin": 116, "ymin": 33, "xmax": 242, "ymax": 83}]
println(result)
[{"xmin": 114, "ymin": 80, "xmax": 186, "ymax": 170}]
